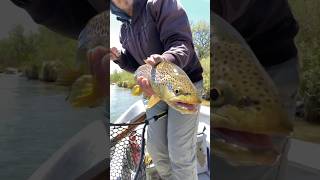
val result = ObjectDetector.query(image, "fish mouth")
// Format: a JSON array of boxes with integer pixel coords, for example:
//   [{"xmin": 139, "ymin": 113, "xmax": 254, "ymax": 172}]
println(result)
[
  {"xmin": 212, "ymin": 111, "xmax": 288, "ymax": 165},
  {"xmin": 213, "ymin": 107, "xmax": 293, "ymax": 136},
  {"xmin": 212, "ymin": 127, "xmax": 280, "ymax": 166},
  {"xmin": 213, "ymin": 128, "xmax": 274, "ymax": 150},
  {"xmin": 175, "ymin": 101, "xmax": 198, "ymax": 111},
  {"xmin": 168, "ymin": 95, "xmax": 201, "ymax": 114}
]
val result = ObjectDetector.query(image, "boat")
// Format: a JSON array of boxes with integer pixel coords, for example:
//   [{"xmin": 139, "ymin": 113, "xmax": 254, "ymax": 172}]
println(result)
[
  {"xmin": 28, "ymin": 100, "xmax": 210, "ymax": 180},
  {"xmin": 29, "ymin": 100, "xmax": 320, "ymax": 180},
  {"xmin": 28, "ymin": 119, "xmax": 108, "ymax": 180}
]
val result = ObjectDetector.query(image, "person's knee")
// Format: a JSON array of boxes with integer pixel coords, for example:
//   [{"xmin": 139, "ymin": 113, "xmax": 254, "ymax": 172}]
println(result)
[
  {"xmin": 147, "ymin": 136, "xmax": 169, "ymax": 161},
  {"xmin": 169, "ymin": 146, "xmax": 196, "ymax": 167}
]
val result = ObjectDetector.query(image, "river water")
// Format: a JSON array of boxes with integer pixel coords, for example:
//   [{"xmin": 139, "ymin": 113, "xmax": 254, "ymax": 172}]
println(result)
[
  {"xmin": 110, "ymin": 84, "xmax": 142, "ymax": 122},
  {"xmin": 0, "ymin": 74, "xmax": 105, "ymax": 180}
]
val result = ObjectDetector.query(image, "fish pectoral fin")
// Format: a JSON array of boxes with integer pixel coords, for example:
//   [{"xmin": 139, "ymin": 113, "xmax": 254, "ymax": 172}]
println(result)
[
  {"xmin": 147, "ymin": 95, "xmax": 161, "ymax": 109},
  {"xmin": 131, "ymin": 85, "xmax": 143, "ymax": 96},
  {"xmin": 68, "ymin": 75, "xmax": 103, "ymax": 107}
]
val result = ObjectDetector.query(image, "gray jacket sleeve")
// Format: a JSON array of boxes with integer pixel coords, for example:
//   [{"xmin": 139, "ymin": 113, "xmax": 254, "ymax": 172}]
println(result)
[
  {"xmin": 148, "ymin": 0, "xmax": 196, "ymax": 68},
  {"xmin": 113, "ymin": 24, "xmax": 140, "ymax": 73}
]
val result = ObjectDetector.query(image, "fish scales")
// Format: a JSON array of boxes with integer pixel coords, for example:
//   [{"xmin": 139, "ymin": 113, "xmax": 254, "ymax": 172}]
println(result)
[
  {"xmin": 212, "ymin": 13, "xmax": 293, "ymax": 135},
  {"xmin": 134, "ymin": 61, "xmax": 201, "ymax": 114},
  {"xmin": 211, "ymin": 13, "xmax": 295, "ymax": 166},
  {"xmin": 79, "ymin": 11, "xmax": 108, "ymax": 49}
]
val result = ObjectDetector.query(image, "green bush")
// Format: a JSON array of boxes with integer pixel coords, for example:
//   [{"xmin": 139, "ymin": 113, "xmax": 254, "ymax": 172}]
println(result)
[
  {"xmin": 290, "ymin": 0, "xmax": 320, "ymax": 121},
  {"xmin": 0, "ymin": 25, "xmax": 77, "ymax": 71},
  {"xmin": 110, "ymin": 70, "xmax": 135, "ymax": 84},
  {"xmin": 200, "ymin": 57, "xmax": 210, "ymax": 99}
]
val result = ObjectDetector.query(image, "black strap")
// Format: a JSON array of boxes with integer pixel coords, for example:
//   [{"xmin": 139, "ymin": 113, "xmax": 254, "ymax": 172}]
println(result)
[{"xmin": 109, "ymin": 111, "xmax": 167, "ymax": 127}]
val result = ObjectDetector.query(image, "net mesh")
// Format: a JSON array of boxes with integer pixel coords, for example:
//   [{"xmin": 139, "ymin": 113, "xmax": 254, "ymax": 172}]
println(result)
[{"xmin": 110, "ymin": 124, "xmax": 146, "ymax": 180}]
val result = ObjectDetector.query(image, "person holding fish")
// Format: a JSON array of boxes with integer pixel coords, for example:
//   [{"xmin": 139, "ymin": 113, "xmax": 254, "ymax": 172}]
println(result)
[
  {"xmin": 110, "ymin": 0, "xmax": 204, "ymax": 179},
  {"xmin": 212, "ymin": 0, "xmax": 300, "ymax": 180}
]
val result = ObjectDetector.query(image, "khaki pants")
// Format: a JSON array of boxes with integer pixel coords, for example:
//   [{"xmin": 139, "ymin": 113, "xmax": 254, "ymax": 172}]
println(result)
[
  {"xmin": 145, "ymin": 81, "xmax": 203, "ymax": 180},
  {"xmin": 212, "ymin": 58, "xmax": 300, "ymax": 180}
]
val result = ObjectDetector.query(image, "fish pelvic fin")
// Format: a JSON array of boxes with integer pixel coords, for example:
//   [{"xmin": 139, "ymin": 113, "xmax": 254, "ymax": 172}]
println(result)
[
  {"xmin": 131, "ymin": 85, "xmax": 143, "ymax": 96},
  {"xmin": 147, "ymin": 95, "xmax": 161, "ymax": 109}
]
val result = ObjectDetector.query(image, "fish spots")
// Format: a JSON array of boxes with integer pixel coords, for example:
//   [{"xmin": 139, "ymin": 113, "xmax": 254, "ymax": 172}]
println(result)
[
  {"xmin": 237, "ymin": 96, "xmax": 260, "ymax": 108},
  {"xmin": 148, "ymin": 61, "xmax": 198, "ymax": 100},
  {"xmin": 83, "ymin": 11, "xmax": 108, "ymax": 47},
  {"xmin": 211, "ymin": 13, "xmax": 293, "ymax": 136},
  {"xmin": 213, "ymin": 39, "xmax": 285, "ymax": 112},
  {"xmin": 222, "ymin": 67, "xmax": 227, "ymax": 72}
]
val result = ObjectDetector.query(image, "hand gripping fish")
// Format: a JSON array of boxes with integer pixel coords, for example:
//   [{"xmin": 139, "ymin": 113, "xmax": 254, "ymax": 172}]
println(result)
[
  {"xmin": 132, "ymin": 61, "xmax": 202, "ymax": 114},
  {"xmin": 212, "ymin": 13, "xmax": 293, "ymax": 165},
  {"xmin": 57, "ymin": 11, "xmax": 108, "ymax": 107}
]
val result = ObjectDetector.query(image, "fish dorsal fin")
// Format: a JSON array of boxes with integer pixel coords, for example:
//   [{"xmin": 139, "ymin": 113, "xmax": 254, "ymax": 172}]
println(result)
[{"xmin": 147, "ymin": 95, "xmax": 161, "ymax": 109}]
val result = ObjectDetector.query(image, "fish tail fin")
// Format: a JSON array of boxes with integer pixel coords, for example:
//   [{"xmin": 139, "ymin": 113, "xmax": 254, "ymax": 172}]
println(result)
[{"xmin": 131, "ymin": 85, "xmax": 143, "ymax": 96}]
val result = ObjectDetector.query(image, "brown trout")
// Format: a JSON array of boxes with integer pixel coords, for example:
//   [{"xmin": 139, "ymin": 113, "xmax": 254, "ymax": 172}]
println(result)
[
  {"xmin": 132, "ymin": 61, "xmax": 201, "ymax": 114},
  {"xmin": 212, "ymin": 13, "xmax": 293, "ymax": 165}
]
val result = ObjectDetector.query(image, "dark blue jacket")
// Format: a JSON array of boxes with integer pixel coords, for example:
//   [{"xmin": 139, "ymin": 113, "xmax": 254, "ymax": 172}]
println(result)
[{"xmin": 213, "ymin": 0, "xmax": 299, "ymax": 67}]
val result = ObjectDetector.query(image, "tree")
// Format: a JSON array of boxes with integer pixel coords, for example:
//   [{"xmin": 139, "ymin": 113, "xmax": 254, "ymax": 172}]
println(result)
[
  {"xmin": 8, "ymin": 25, "xmax": 36, "ymax": 65},
  {"xmin": 35, "ymin": 26, "xmax": 77, "ymax": 66},
  {"xmin": 191, "ymin": 21, "xmax": 210, "ymax": 58}
]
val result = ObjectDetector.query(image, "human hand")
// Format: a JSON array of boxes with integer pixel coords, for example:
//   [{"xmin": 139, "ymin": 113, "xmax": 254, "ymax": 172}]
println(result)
[
  {"xmin": 144, "ymin": 54, "xmax": 165, "ymax": 66},
  {"xmin": 139, "ymin": 54, "xmax": 165, "ymax": 96},
  {"xmin": 137, "ymin": 76, "xmax": 155, "ymax": 97},
  {"xmin": 87, "ymin": 46, "xmax": 109, "ymax": 96},
  {"xmin": 110, "ymin": 47, "xmax": 120, "ymax": 61}
]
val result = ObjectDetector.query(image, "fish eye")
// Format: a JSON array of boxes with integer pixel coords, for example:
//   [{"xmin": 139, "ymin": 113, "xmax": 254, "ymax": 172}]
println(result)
[
  {"xmin": 174, "ymin": 88, "xmax": 183, "ymax": 95},
  {"xmin": 211, "ymin": 88, "xmax": 221, "ymax": 101}
]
